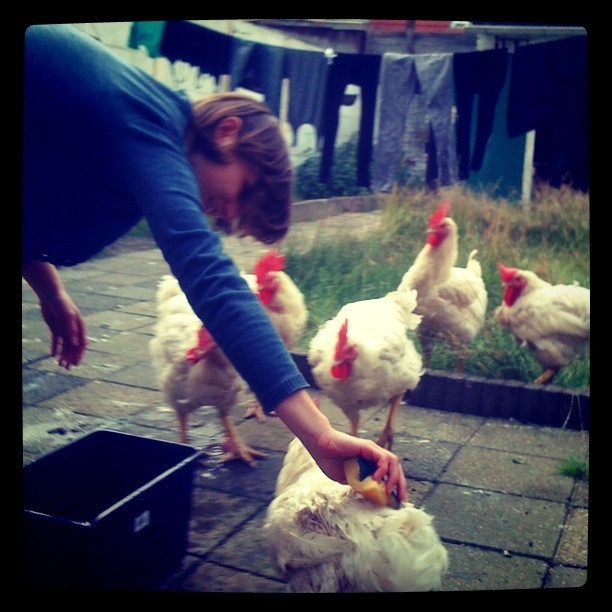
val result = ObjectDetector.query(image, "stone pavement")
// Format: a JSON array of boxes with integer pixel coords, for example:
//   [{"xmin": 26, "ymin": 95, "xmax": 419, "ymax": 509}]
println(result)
[{"xmin": 22, "ymin": 212, "xmax": 590, "ymax": 593}]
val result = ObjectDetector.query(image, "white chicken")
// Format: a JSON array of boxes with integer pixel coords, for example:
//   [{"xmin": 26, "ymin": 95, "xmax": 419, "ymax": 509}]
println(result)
[
  {"xmin": 240, "ymin": 249, "xmax": 308, "ymax": 420},
  {"xmin": 307, "ymin": 289, "xmax": 423, "ymax": 450},
  {"xmin": 495, "ymin": 263, "xmax": 590, "ymax": 385},
  {"xmin": 397, "ymin": 201, "xmax": 488, "ymax": 371},
  {"xmin": 148, "ymin": 275, "xmax": 264, "ymax": 466},
  {"xmin": 244, "ymin": 249, "xmax": 308, "ymax": 350},
  {"xmin": 264, "ymin": 437, "xmax": 449, "ymax": 593}
]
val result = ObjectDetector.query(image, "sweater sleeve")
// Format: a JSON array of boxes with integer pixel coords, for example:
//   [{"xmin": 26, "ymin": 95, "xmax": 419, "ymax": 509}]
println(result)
[{"xmin": 126, "ymin": 129, "xmax": 309, "ymax": 413}]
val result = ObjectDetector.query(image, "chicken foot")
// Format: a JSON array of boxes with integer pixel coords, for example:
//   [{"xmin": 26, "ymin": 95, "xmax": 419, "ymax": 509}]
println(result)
[
  {"xmin": 221, "ymin": 415, "xmax": 267, "ymax": 466},
  {"xmin": 243, "ymin": 392, "xmax": 277, "ymax": 420},
  {"xmin": 243, "ymin": 398, "xmax": 267, "ymax": 421}
]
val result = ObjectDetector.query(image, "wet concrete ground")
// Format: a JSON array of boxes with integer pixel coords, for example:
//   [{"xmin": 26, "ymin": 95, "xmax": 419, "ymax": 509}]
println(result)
[{"xmin": 22, "ymin": 211, "xmax": 590, "ymax": 593}]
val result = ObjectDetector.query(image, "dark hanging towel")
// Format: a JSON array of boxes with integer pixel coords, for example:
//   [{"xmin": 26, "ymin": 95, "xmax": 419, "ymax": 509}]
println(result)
[
  {"xmin": 230, "ymin": 38, "xmax": 285, "ymax": 116},
  {"xmin": 318, "ymin": 53, "xmax": 381, "ymax": 188},
  {"xmin": 507, "ymin": 35, "xmax": 589, "ymax": 192},
  {"xmin": 453, "ymin": 48, "xmax": 508, "ymax": 180},
  {"xmin": 128, "ymin": 21, "xmax": 167, "ymax": 58},
  {"xmin": 160, "ymin": 20, "xmax": 232, "ymax": 79},
  {"xmin": 284, "ymin": 48, "xmax": 329, "ymax": 144}
]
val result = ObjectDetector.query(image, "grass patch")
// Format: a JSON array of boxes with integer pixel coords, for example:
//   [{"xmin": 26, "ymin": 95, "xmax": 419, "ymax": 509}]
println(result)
[
  {"xmin": 126, "ymin": 218, "xmax": 154, "ymax": 238},
  {"xmin": 107, "ymin": 183, "xmax": 589, "ymax": 390},
  {"xmin": 283, "ymin": 183, "xmax": 590, "ymax": 391},
  {"xmin": 558, "ymin": 456, "xmax": 589, "ymax": 480}
]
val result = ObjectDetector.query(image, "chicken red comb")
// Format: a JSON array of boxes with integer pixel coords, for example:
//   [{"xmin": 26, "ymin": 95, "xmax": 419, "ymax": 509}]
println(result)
[
  {"xmin": 254, "ymin": 249, "xmax": 285, "ymax": 284},
  {"xmin": 498, "ymin": 263, "xmax": 518, "ymax": 282},
  {"xmin": 428, "ymin": 201, "xmax": 450, "ymax": 228},
  {"xmin": 334, "ymin": 319, "xmax": 349, "ymax": 360}
]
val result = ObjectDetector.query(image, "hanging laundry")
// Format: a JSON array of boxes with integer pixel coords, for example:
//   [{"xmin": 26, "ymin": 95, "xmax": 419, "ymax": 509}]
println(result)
[
  {"xmin": 230, "ymin": 39, "xmax": 285, "ymax": 116},
  {"xmin": 453, "ymin": 48, "xmax": 508, "ymax": 180},
  {"xmin": 284, "ymin": 48, "xmax": 329, "ymax": 145},
  {"xmin": 372, "ymin": 52, "xmax": 458, "ymax": 192},
  {"xmin": 318, "ymin": 53, "xmax": 381, "ymax": 188},
  {"xmin": 507, "ymin": 35, "xmax": 588, "ymax": 192},
  {"xmin": 160, "ymin": 20, "xmax": 232, "ymax": 79},
  {"xmin": 128, "ymin": 21, "xmax": 167, "ymax": 58}
]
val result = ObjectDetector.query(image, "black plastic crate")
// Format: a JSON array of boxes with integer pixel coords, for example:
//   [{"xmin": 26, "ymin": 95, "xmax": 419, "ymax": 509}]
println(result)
[{"xmin": 23, "ymin": 430, "xmax": 201, "ymax": 590}]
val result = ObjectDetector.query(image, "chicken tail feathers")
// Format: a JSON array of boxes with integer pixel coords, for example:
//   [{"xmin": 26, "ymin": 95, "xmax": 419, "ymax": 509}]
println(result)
[
  {"xmin": 466, "ymin": 249, "xmax": 483, "ymax": 277},
  {"xmin": 388, "ymin": 290, "xmax": 422, "ymax": 330},
  {"xmin": 156, "ymin": 275, "xmax": 182, "ymax": 304}
]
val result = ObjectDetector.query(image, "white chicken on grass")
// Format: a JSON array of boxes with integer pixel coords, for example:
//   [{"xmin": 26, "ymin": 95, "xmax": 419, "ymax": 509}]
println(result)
[
  {"xmin": 240, "ymin": 249, "xmax": 308, "ymax": 420},
  {"xmin": 148, "ymin": 275, "xmax": 265, "ymax": 466},
  {"xmin": 307, "ymin": 288, "xmax": 423, "ymax": 450},
  {"xmin": 398, "ymin": 200, "xmax": 488, "ymax": 371},
  {"xmin": 495, "ymin": 263, "xmax": 590, "ymax": 385},
  {"xmin": 264, "ymin": 437, "xmax": 449, "ymax": 593}
]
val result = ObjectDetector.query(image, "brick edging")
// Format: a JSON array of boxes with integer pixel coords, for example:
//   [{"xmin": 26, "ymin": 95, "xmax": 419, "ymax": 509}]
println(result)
[{"xmin": 291, "ymin": 352, "xmax": 590, "ymax": 431}]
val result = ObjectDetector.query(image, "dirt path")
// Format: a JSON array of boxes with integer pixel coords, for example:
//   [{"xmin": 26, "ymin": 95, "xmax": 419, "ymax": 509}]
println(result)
[{"xmin": 102, "ymin": 210, "xmax": 383, "ymax": 271}]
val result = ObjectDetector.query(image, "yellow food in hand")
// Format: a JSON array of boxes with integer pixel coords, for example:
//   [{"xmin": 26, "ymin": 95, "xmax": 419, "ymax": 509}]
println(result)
[{"xmin": 344, "ymin": 456, "xmax": 400, "ymax": 509}]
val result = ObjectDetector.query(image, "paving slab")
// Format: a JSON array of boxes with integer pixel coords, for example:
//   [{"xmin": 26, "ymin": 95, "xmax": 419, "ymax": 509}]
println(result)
[
  {"xmin": 38, "ymin": 379, "xmax": 160, "ymax": 418},
  {"xmin": 207, "ymin": 508, "xmax": 282, "ymax": 579},
  {"xmin": 469, "ymin": 419, "xmax": 589, "ymax": 459},
  {"xmin": 83, "ymin": 309, "xmax": 155, "ymax": 332},
  {"xmin": 394, "ymin": 405, "xmax": 486, "ymax": 443},
  {"xmin": 423, "ymin": 483, "xmax": 566, "ymax": 557},
  {"xmin": 22, "ymin": 367, "xmax": 89, "ymax": 406},
  {"xmin": 30, "ymin": 352, "xmax": 137, "ymax": 381},
  {"xmin": 22, "ymin": 405, "xmax": 109, "ymax": 463},
  {"xmin": 57, "ymin": 290, "xmax": 142, "ymax": 315},
  {"xmin": 162, "ymin": 559, "xmax": 287, "ymax": 593},
  {"xmin": 116, "ymin": 300, "xmax": 160, "ymax": 316},
  {"xmin": 187, "ymin": 488, "xmax": 268, "ymax": 557},
  {"xmin": 556, "ymin": 507, "xmax": 588, "ymax": 567},
  {"xmin": 441, "ymin": 542, "xmax": 549, "ymax": 591},
  {"xmin": 99, "ymin": 360, "xmax": 160, "ymax": 390},
  {"xmin": 545, "ymin": 565, "xmax": 588, "ymax": 589},
  {"xmin": 83, "ymin": 329, "xmax": 153, "ymax": 358},
  {"xmin": 393, "ymin": 436, "xmax": 460, "ymax": 481},
  {"xmin": 21, "ymin": 213, "xmax": 591, "ymax": 593},
  {"xmin": 440, "ymin": 445, "xmax": 575, "ymax": 502}
]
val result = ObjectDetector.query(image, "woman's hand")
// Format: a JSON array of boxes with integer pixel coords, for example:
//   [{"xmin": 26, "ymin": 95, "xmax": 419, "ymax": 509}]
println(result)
[
  {"xmin": 23, "ymin": 260, "xmax": 87, "ymax": 369},
  {"xmin": 307, "ymin": 426, "xmax": 408, "ymax": 504},
  {"xmin": 273, "ymin": 389, "xmax": 408, "ymax": 503},
  {"xmin": 39, "ymin": 290, "xmax": 87, "ymax": 369}
]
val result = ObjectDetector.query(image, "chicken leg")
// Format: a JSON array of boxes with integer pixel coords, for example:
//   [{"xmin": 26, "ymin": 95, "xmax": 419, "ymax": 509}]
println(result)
[
  {"xmin": 220, "ymin": 415, "xmax": 267, "ymax": 466},
  {"xmin": 418, "ymin": 333, "xmax": 434, "ymax": 370},
  {"xmin": 176, "ymin": 412, "xmax": 190, "ymax": 445},
  {"xmin": 534, "ymin": 367, "xmax": 559, "ymax": 385},
  {"xmin": 376, "ymin": 394, "xmax": 403, "ymax": 450}
]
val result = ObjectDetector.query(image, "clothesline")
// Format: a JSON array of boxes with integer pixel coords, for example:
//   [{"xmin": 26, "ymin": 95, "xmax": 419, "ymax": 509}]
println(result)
[{"xmin": 129, "ymin": 21, "xmax": 589, "ymax": 194}]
